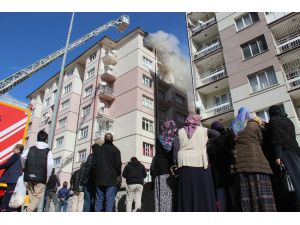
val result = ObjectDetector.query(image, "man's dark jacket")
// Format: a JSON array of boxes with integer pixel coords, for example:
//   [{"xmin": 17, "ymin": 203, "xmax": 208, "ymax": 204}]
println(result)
[
  {"xmin": 70, "ymin": 166, "xmax": 85, "ymax": 192},
  {"xmin": 93, "ymin": 142, "xmax": 121, "ymax": 186},
  {"xmin": 46, "ymin": 174, "xmax": 60, "ymax": 192},
  {"xmin": 81, "ymin": 154, "xmax": 95, "ymax": 186},
  {"xmin": 122, "ymin": 160, "xmax": 146, "ymax": 185},
  {"xmin": 0, "ymin": 153, "xmax": 22, "ymax": 184}
]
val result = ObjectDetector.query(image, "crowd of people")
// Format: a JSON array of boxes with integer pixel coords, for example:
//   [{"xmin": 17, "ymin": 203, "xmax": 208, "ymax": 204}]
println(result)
[
  {"xmin": 151, "ymin": 105, "xmax": 300, "ymax": 212},
  {"xmin": 0, "ymin": 104, "xmax": 300, "ymax": 212}
]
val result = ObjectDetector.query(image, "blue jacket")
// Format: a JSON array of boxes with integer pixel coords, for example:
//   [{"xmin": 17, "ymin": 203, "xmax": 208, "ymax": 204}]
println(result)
[
  {"xmin": 0, "ymin": 153, "xmax": 22, "ymax": 184},
  {"xmin": 58, "ymin": 187, "xmax": 70, "ymax": 200}
]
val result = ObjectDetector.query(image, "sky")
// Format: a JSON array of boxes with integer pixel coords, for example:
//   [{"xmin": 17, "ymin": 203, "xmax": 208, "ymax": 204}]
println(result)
[{"xmin": 0, "ymin": 12, "xmax": 190, "ymax": 103}]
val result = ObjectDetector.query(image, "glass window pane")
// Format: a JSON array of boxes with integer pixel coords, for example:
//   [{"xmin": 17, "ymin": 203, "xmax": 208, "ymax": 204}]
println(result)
[
  {"xmin": 221, "ymin": 94, "xmax": 229, "ymax": 103},
  {"xmin": 266, "ymin": 68, "xmax": 278, "ymax": 86},
  {"xmin": 258, "ymin": 37, "xmax": 268, "ymax": 51},
  {"xmin": 250, "ymin": 41, "xmax": 260, "ymax": 55},
  {"xmin": 258, "ymin": 72, "xmax": 269, "ymax": 89},
  {"xmin": 236, "ymin": 18, "xmax": 244, "ymax": 31},
  {"xmin": 249, "ymin": 76, "xmax": 259, "ymax": 92},
  {"xmin": 250, "ymin": 12, "xmax": 259, "ymax": 23},
  {"xmin": 243, "ymin": 14, "xmax": 252, "ymax": 27},
  {"xmin": 242, "ymin": 44, "xmax": 252, "ymax": 59}
]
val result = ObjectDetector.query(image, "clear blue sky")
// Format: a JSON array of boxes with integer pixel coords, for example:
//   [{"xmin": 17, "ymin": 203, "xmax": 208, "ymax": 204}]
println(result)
[{"xmin": 0, "ymin": 12, "xmax": 190, "ymax": 103}]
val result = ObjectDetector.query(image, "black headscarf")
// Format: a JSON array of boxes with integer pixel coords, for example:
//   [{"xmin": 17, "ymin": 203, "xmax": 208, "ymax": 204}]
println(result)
[{"xmin": 268, "ymin": 105, "xmax": 300, "ymax": 156}]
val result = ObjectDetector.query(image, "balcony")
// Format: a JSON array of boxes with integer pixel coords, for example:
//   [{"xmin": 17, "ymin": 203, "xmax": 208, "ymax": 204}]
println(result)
[
  {"xmin": 101, "ymin": 67, "xmax": 116, "ymax": 82},
  {"xmin": 194, "ymin": 41, "xmax": 221, "ymax": 61},
  {"xmin": 277, "ymin": 34, "xmax": 300, "ymax": 54},
  {"xmin": 158, "ymin": 95, "xmax": 171, "ymax": 109},
  {"xmin": 201, "ymin": 101, "xmax": 233, "ymax": 120},
  {"xmin": 98, "ymin": 86, "xmax": 115, "ymax": 102},
  {"xmin": 265, "ymin": 12, "xmax": 291, "ymax": 24},
  {"xmin": 286, "ymin": 68, "xmax": 300, "ymax": 91},
  {"xmin": 195, "ymin": 68, "xmax": 227, "ymax": 88},
  {"xmin": 192, "ymin": 17, "xmax": 216, "ymax": 35},
  {"xmin": 102, "ymin": 50, "xmax": 117, "ymax": 65}
]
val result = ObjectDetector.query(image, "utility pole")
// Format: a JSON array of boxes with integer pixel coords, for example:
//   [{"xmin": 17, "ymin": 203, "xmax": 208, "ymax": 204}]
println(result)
[{"xmin": 37, "ymin": 12, "xmax": 75, "ymax": 212}]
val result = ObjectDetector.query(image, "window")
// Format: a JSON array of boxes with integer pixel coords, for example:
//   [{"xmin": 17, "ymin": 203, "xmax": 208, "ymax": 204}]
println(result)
[
  {"xmin": 65, "ymin": 69, "xmax": 74, "ymax": 79},
  {"xmin": 214, "ymin": 93, "xmax": 229, "ymax": 105},
  {"xmin": 78, "ymin": 150, "xmax": 87, "ymax": 162},
  {"xmin": 143, "ymin": 56, "xmax": 153, "ymax": 70},
  {"xmin": 52, "ymin": 90, "xmax": 57, "ymax": 103},
  {"xmin": 56, "ymin": 137, "xmax": 64, "ymax": 148},
  {"xmin": 158, "ymin": 90, "xmax": 166, "ymax": 101},
  {"xmin": 86, "ymin": 68, "xmax": 95, "ymax": 81},
  {"xmin": 142, "ymin": 95, "xmax": 153, "ymax": 109},
  {"xmin": 89, "ymin": 52, "xmax": 97, "ymax": 62},
  {"xmin": 53, "ymin": 157, "xmax": 61, "ymax": 167},
  {"xmin": 45, "ymin": 98, "xmax": 51, "ymax": 107},
  {"xmin": 143, "ymin": 75, "xmax": 152, "ymax": 87},
  {"xmin": 63, "ymin": 83, "xmax": 72, "ymax": 94},
  {"xmin": 248, "ymin": 67, "xmax": 278, "ymax": 93},
  {"xmin": 61, "ymin": 99, "xmax": 70, "ymax": 110},
  {"xmin": 142, "ymin": 118, "xmax": 153, "ymax": 132},
  {"xmin": 42, "ymin": 113, "xmax": 49, "ymax": 122},
  {"xmin": 176, "ymin": 113, "xmax": 185, "ymax": 124},
  {"xmin": 59, "ymin": 117, "xmax": 67, "ymax": 128},
  {"xmin": 143, "ymin": 142, "xmax": 154, "ymax": 157},
  {"xmin": 79, "ymin": 126, "xmax": 88, "ymax": 139},
  {"xmin": 84, "ymin": 85, "xmax": 93, "ymax": 97},
  {"xmin": 175, "ymin": 94, "xmax": 185, "ymax": 105},
  {"xmin": 235, "ymin": 12, "xmax": 259, "ymax": 31},
  {"xmin": 82, "ymin": 105, "xmax": 91, "ymax": 117},
  {"xmin": 241, "ymin": 36, "xmax": 268, "ymax": 59}
]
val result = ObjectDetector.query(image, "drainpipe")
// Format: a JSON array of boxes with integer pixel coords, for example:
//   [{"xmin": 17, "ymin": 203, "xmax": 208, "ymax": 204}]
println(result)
[
  {"xmin": 185, "ymin": 13, "xmax": 197, "ymax": 113},
  {"xmin": 90, "ymin": 45, "xmax": 102, "ymax": 151}
]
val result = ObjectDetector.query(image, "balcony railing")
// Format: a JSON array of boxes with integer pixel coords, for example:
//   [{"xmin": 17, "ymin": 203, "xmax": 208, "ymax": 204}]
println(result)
[
  {"xmin": 265, "ymin": 12, "xmax": 291, "ymax": 24},
  {"xmin": 102, "ymin": 51, "xmax": 117, "ymax": 65},
  {"xmin": 277, "ymin": 34, "xmax": 300, "ymax": 53},
  {"xmin": 287, "ymin": 75, "xmax": 300, "ymax": 91},
  {"xmin": 99, "ymin": 86, "xmax": 114, "ymax": 95},
  {"xmin": 194, "ymin": 41, "xmax": 221, "ymax": 60},
  {"xmin": 202, "ymin": 101, "xmax": 233, "ymax": 120},
  {"xmin": 95, "ymin": 130, "xmax": 112, "ymax": 139},
  {"xmin": 192, "ymin": 17, "xmax": 216, "ymax": 34},
  {"xmin": 196, "ymin": 68, "xmax": 226, "ymax": 88}
]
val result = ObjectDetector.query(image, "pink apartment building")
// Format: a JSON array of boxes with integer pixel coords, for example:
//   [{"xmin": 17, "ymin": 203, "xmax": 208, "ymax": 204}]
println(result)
[{"xmin": 25, "ymin": 28, "xmax": 190, "ymax": 184}]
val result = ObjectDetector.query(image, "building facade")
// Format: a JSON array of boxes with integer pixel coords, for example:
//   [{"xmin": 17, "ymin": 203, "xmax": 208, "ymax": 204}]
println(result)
[
  {"xmin": 186, "ymin": 12, "xmax": 300, "ymax": 142},
  {"xmin": 25, "ymin": 28, "xmax": 189, "ymax": 184}
]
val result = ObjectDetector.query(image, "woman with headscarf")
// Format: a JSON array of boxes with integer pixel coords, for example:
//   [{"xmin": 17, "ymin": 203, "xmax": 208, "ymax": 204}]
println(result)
[
  {"xmin": 175, "ymin": 114, "xmax": 219, "ymax": 212},
  {"xmin": 230, "ymin": 107, "xmax": 276, "ymax": 212},
  {"xmin": 268, "ymin": 105, "xmax": 300, "ymax": 211},
  {"xmin": 150, "ymin": 120, "xmax": 178, "ymax": 212}
]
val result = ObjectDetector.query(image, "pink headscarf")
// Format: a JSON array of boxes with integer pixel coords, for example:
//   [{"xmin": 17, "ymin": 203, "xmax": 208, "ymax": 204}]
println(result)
[{"xmin": 184, "ymin": 114, "xmax": 201, "ymax": 138}]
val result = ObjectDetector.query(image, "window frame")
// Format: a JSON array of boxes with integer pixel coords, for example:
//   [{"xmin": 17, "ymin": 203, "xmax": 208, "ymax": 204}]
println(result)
[
  {"xmin": 235, "ymin": 12, "xmax": 260, "ymax": 32},
  {"xmin": 142, "ymin": 118, "xmax": 154, "ymax": 132},
  {"xmin": 79, "ymin": 126, "xmax": 89, "ymax": 139},
  {"xmin": 241, "ymin": 35, "xmax": 268, "ymax": 60},
  {"xmin": 86, "ymin": 68, "xmax": 95, "ymax": 81},
  {"xmin": 89, "ymin": 52, "xmax": 97, "ymax": 62},
  {"xmin": 58, "ymin": 117, "xmax": 67, "ymax": 129},
  {"xmin": 82, "ymin": 104, "xmax": 91, "ymax": 117},
  {"xmin": 78, "ymin": 149, "xmax": 87, "ymax": 162},
  {"xmin": 63, "ymin": 83, "xmax": 72, "ymax": 95},
  {"xmin": 142, "ymin": 95, "xmax": 154, "ymax": 109},
  {"xmin": 84, "ymin": 85, "xmax": 93, "ymax": 97},
  {"xmin": 248, "ymin": 67, "xmax": 278, "ymax": 93},
  {"xmin": 143, "ymin": 56, "xmax": 153, "ymax": 70},
  {"xmin": 61, "ymin": 99, "xmax": 70, "ymax": 110},
  {"xmin": 142, "ymin": 75, "xmax": 152, "ymax": 88},
  {"xmin": 143, "ymin": 142, "xmax": 154, "ymax": 157},
  {"xmin": 56, "ymin": 136, "xmax": 64, "ymax": 149}
]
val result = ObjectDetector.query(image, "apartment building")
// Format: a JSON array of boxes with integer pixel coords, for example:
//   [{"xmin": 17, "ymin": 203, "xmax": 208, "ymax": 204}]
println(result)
[
  {"xmin": 25, "ymin": 27, "xmax": 189, "ymax": 184},
  {"xmin": 186, "ymin": 12, "xmax": 300, "ymax": 142}
]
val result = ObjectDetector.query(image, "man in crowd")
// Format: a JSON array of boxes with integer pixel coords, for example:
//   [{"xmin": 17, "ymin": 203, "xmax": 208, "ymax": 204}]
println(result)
[
  {"xmin": 93, "ymin": 133, "xmax": 122, "ymax": 212},
  {"xmin": 58, "ymin": 181, "xmax": 70, "ymax": 212},
  {"xmin": 21, "ymin": 130, "xmax": 54, "ymax": 212},
  {"xmin": 122, "ymin": 157, "xmax": 146, "ymax": 212},
  {"xmin": 44, "ymin": 168, "xmax": 60, "ymax": 212},
  {"xmin": 70, "ymin": 163, "xmax": 85, "ymax": 212}
]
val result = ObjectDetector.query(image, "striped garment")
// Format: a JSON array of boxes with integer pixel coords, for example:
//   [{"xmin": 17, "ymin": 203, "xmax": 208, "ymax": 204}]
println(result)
[{"xmin": 238, "ymin": 173, "xmax": 276, "ymax": 212}]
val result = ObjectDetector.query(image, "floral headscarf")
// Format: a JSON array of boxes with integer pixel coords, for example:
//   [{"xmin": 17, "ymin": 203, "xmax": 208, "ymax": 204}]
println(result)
[
  {"xmin": 230, "ymin": 107, "xmax": 253, "ymax": 135},
  {"xmin": 158, "ymin": 120, "xmax": 178, "ymax": 152},
  {"xmin": 184, "ymin": 114, "xmax": 201, "ymax": 139}
]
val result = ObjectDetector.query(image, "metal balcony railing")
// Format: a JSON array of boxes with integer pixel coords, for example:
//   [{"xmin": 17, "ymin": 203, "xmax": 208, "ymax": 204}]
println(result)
[
  {"xmin": 287, "ymin": 76, "xmax": 300, "ymax": 90},
  {"xmin": 194, "ymin": 41, "xmax": 221, "ymax": 60},
  {"xmin": 277, "ymin": 34, "xmax": 300, "ymax": 53},
  {"xmin": 95, "ymin": 130, "xmax": 112, "ymax": 139},
  {"xmin": 99, "ymin": 86, "xmax": 114, "ymax": 96},
  {"xmin": 196, "ymin": 68, "xmax": 226, "ymax": 88},
  {"xmin": 202, "ymin": 101, "xmax": 233, "ymax": 119},
  {"xmin": 192, "ymin": 17, "xmax": 216, "ymax": 34}
]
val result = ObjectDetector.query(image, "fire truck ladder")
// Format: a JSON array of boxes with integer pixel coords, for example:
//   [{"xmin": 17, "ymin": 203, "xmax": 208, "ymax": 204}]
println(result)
[{"xmin": 0, "ymin": 14, "xmax": 130, "ymax": 95}]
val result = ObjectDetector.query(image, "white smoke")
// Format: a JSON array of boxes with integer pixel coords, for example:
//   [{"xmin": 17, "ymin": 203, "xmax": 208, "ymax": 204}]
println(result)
[{"xmin": 145, "ymin": 31, "xmax": 195, "ymax": 112}]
